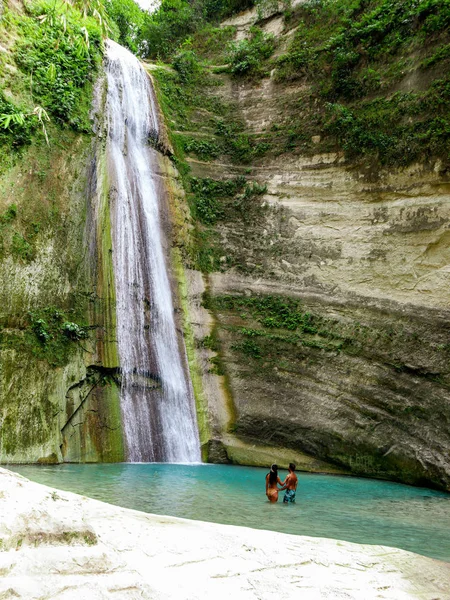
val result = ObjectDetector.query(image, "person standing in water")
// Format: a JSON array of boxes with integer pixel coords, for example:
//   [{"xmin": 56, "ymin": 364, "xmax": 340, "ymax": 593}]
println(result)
[
  {"xmin": 279, "ymin": 463, "xmax": 298, "ymax": 503},
  {"xmin": 265, "ymin": 464, "xmax": 283, "ymax": 503}
]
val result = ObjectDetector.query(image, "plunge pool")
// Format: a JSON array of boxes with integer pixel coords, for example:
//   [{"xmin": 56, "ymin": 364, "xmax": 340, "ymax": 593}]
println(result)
[{"xmin": 8, "ymin": 463, "xmax": 450, "ymax": 562}]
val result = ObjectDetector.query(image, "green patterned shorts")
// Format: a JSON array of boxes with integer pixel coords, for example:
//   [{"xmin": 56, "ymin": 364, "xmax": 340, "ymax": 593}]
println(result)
[{"xmin": 283, "ymin": 489, "xmax": 296, "ymax": 503}]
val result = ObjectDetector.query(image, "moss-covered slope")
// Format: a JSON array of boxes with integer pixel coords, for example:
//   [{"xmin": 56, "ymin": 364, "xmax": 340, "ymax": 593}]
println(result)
[{"xmin": 0, "ymin": 0, "xmax": 123, "ymax": 463}]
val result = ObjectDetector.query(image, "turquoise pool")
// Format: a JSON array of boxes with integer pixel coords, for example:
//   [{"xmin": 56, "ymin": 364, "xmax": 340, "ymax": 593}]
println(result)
[{"xmin": 8, "ymin": 463, "xmax": 450, "ymax": 562}]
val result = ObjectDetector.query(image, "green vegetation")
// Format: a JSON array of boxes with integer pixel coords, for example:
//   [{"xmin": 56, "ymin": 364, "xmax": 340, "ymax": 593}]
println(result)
[
  {"xmin": 0, "ymin": 306, "xmax": 89, "ymax": 368},
  {"xmin": 202, "ymin": 293, "xmax": 347, "ymax": 366},
  {"xmin": 185, "ymin": 176, "xmax": 266, "ymax": 269},
  {"xmin": 272, "ymin": 0, "xmax": 450, "ymax": 165},
  {"xmin": 26, "ymin": 307, "xmax": 89, "ymax": 366},
  {"xmin": 189, "ymin": 25, "xmax": 237, "ymax": 63},
  {"xmin": 15, "ymin": 1, "xmax": 103, "ymax": 131},
  {"xmin": 152, "ymin": 43, "xmax": 270, "ymax": 273},
  {"xmin": 323, "ymin": 84, "xmax": 450, "ymax": 164},
  {"xmin": 0, "ymin": 94, "xmax": 37, "ymax": 148},
  {"xmin": 106, "ymin": 0, "xmax": 145, "ymax": 53},
  {"xmin": 203, "ymin": 293, "xmax": 450, "ymax": 380},
  {"xmin": 206, "ymin": 294, "xmax": 320, "ymax": 333},
  {"xmin": 182, "ymin": 137, "xmax": 221, "ymax": 161},
  {"xmin": 226, "ymin": 26, "xmax": 275, "ymax": 76},
  {"xmin": 278, "ymin": 0, "xmax": 450, "ymax": 90},
  {"xmin": 191, "ymin": 176, "xmax": 267, "ymax": 225},
  {"xmin": 139, "ymin": 0, "xmax": 254, "ymax": 59},
  {"xmin": 0, "ymin": 0, "xmax": 111, "ymax": 173},
  {"xmin": 0, "ymin": 203, "xmax": 34, "ymax": 261}
]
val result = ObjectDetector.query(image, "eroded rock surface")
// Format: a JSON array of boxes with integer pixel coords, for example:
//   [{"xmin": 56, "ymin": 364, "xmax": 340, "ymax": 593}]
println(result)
[{"xmin": 161, "ymin": 9, "xmax": 450, "ymax": 489}]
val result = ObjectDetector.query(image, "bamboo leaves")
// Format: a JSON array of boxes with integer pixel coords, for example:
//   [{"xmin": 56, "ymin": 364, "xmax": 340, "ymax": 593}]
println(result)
[
  {"xmin": 0, "ymin": 106, "xmax": 50, "ymax": 145},
  {"xmin": 0, "ymin": 113, "xmax": 27, "ymax": 129}
]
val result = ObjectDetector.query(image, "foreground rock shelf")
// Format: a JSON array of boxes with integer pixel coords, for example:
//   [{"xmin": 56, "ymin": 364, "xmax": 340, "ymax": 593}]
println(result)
[{"xmin": 1, "ymin": 468, "xmax": 449, "ymax": 600}]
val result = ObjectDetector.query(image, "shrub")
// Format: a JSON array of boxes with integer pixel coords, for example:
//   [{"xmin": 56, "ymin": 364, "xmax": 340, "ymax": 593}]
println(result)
[
  {"xmin": 173, "ymin": 49, "xmax": 201, "ymax": 82},
  {"xmin": 15, "ymin": 1, "xmax": 103, "ymax": 130},
  {"xmin": 232, "ymin": 339, "xmax": 263, "ymax": 358},
  {"xmin": 190, "ymin": 176, "xmax": 245, "ymax": 224},
  {"xmin": 183, "ymin": 137, "xmax": 221, "ymax": 160},
  {"xmin": 227, "ymin": 27, "xmax": 275, "ymax": 76},
  {"xmin": 0, "ymin": 94, "xmax": 36, "ymax": 148}
]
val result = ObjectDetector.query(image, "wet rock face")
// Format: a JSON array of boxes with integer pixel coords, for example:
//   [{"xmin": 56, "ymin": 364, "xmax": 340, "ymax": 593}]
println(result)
[
  {"xmin": 170, "ymin": 14, "xmax": 450, "ymax": 489},
  {"xmin": 207, "ymin": 282, "xmax": 450, "ymax": 490},
  {"xmin": 0, "ymin": 77, "xmax": 124, "ymax": 464},
  {"xmin": 198, "ymin": 155, "xmax": 450, "ymax": 488},
  {"xmin": 182, "ymin": 83, "xmax": 450, "ymax": 489}
]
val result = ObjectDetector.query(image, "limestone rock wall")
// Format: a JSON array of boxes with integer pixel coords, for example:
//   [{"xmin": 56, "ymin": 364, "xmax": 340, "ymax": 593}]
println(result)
[
  {"xmin": 159, "ymin": 7, "xmax": 450, "ymax": 490},
  {"xmin": 0, "ymin": 76, "xmax": 124, "ymax": 464}
]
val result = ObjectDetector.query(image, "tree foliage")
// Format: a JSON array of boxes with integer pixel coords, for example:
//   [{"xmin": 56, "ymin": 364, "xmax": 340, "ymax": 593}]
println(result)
[
  {"xmin": 106, "ymin": 0, "xmax": 145, "ymax": 53},
  {"xmin": 140, "ymin": 0, "xmax": 255, "ymax": 59}
]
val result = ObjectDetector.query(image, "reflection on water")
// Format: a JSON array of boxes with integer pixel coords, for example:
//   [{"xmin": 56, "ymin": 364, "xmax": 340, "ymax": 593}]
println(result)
[{"xmin": 8, "ymin": 463, "xmax": 450, "ymax": 562}]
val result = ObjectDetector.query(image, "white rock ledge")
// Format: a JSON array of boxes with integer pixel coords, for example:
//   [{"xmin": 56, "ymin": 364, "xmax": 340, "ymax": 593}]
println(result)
[{"xmin": 1, "ymin": 468, "xmax": 449, "ymax": 600}]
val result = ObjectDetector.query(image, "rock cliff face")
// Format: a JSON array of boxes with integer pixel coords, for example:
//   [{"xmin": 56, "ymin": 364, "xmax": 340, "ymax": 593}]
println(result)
[
  {"xmin": 153, "ymin": 4, "xmax": 450, "ymax": 490},
  {"xmin": 0, "ymin": 0, "xmax": 125, "ymax": 462},
  {"xmin": 189, "ymin": 152, "xmax": 450, "ymax": 489},
  {"xmin": 1, "ymin": 1, "xmax": 449, "ymax": 491},
  {"xmin": 0, "ymin": 77, "xmax": 124, "ymax": 463}
]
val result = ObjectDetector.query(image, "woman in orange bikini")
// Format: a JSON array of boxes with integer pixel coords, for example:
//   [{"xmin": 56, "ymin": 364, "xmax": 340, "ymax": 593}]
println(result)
[{"xmin": 265, "ymin": 464, "xmax": 283, "ymax": 503}]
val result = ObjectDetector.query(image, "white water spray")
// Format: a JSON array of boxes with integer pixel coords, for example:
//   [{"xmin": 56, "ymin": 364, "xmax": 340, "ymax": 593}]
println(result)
[{"xmin": 105, "ymin": 40, "xmax": 200, "ymax": 462}]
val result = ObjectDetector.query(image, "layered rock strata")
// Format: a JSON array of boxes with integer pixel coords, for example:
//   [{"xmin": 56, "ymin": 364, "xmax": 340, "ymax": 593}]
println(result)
[{"xmin": 159, "ymin": 6, "xmax": 450, "ymax": 489}]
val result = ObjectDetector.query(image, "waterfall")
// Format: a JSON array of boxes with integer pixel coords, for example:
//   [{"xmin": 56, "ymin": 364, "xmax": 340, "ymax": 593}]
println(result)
[{"xmin": 104, "ymin": 40, "xmax": 200, "ymax": 463}]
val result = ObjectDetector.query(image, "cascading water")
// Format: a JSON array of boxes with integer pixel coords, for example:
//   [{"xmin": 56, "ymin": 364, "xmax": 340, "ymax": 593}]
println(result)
[{"xmin": 104, "ymin": 40, "xmax": 200, "ymax": 463}]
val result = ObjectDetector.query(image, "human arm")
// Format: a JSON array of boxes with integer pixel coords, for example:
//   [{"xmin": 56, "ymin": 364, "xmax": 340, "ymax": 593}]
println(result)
[{"xmin": 277, "ymin": 476, "xmax": 286, "ymax": 490}]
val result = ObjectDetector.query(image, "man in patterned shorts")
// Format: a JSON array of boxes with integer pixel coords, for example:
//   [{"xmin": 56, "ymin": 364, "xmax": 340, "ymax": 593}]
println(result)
[{"xmin": 280, "ymin": 463, "xmax": 298, "ymax": 503}]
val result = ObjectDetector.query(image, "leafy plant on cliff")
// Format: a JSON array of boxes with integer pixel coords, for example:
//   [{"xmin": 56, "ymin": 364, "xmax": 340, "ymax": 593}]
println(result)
[
  {"xmin": 0, "ymin": 94, "xmax": 36, "ymax": 150},
  {"xmin": 182, "ymin": 137, "xmax": 222, "ymax": 160},
  {"xmin": 14, "ymin": 1, "xmax": 103, "ymax": 131},
  {"xmin": 226, "ymin": 27, "xmax": 275, "ymax": 76},
  {"xmin": 62, "ymin": 321, "xmax": 89, "ymax": 340},
  {"xmin": 190, "ymin": 176, "xmax": 246, "ymax": 224},
  {"xmin": 28, "ymin": 308, "xmax": 89, "ymax": 366},
  {"xmin": 172, "ymin": 48, "xmax": 202, "ymax": 82},
  {"xmin": 271, "ymin": 0, "xmax": 450, "ymax": 165}
]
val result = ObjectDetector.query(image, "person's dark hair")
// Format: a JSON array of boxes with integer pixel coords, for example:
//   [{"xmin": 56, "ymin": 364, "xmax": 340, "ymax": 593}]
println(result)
[
  {"xmin": 269, "ymin": 464, "xmax": 278, "ymax": 484},
  {"xmin": 289, "ymin": 463, "xmax": 296, "ymax": 471}
]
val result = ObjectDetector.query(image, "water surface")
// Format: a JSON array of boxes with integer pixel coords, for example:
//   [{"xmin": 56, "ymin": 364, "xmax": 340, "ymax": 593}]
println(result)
[{"xmin": 9, "ymin": 464, "xmax": 450, "ymax": 562}]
